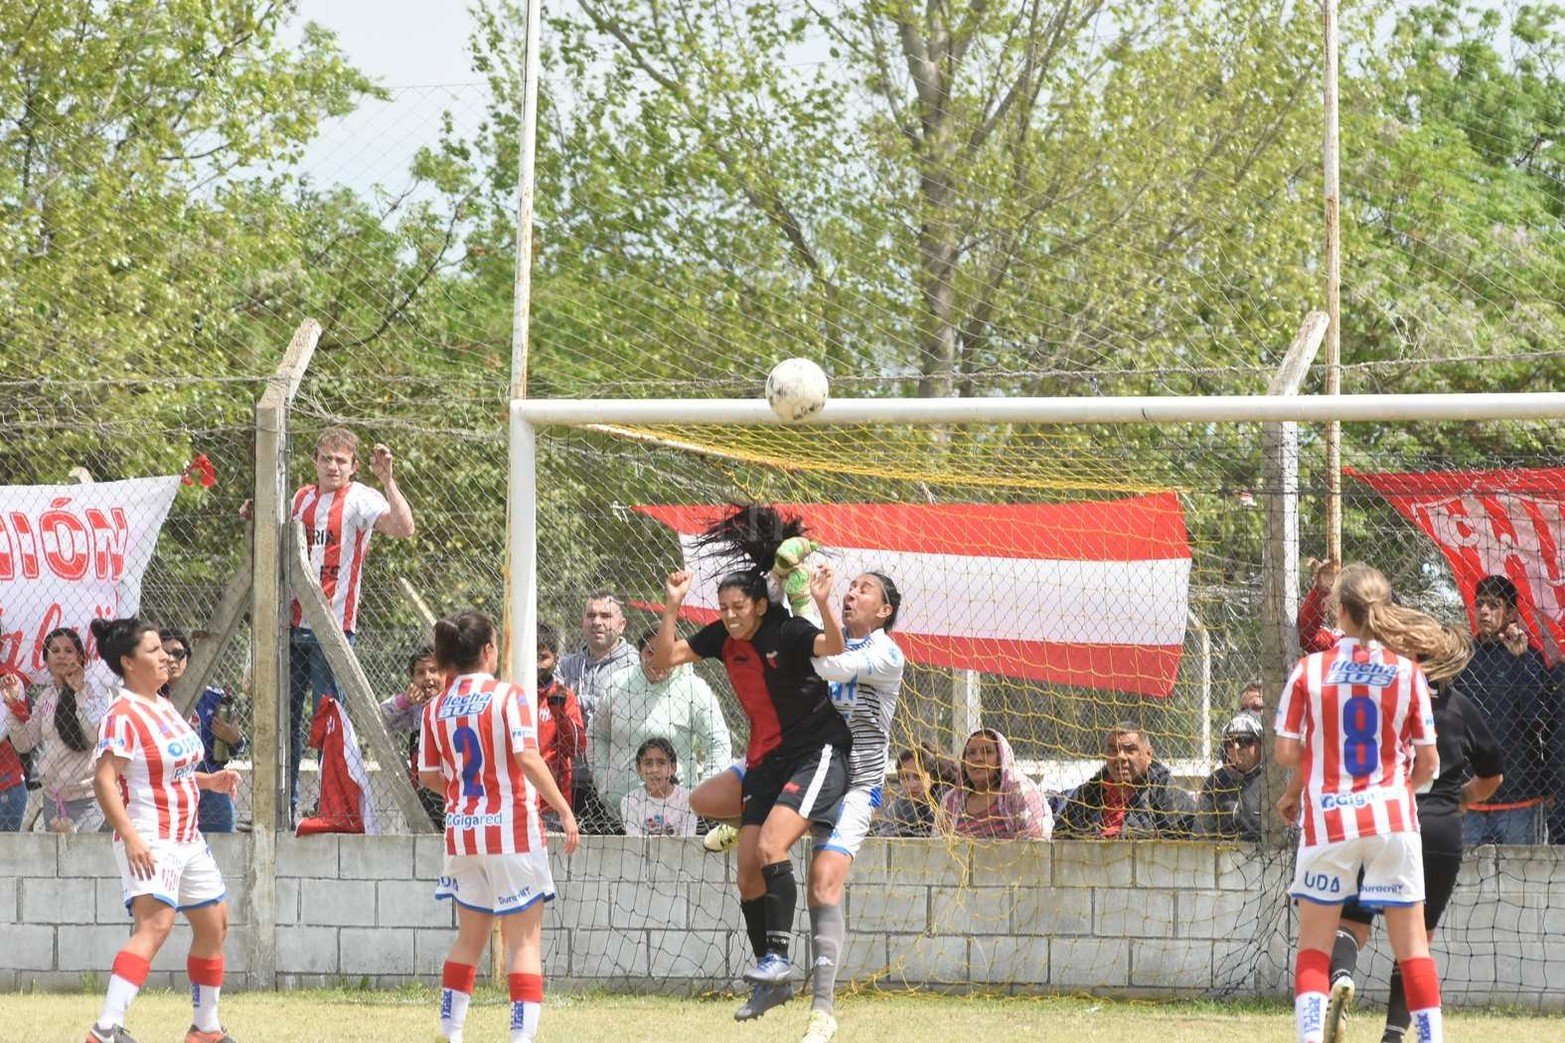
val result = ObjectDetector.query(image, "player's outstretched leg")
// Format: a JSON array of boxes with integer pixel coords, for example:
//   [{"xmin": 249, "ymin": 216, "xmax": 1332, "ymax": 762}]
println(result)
[{"xmin": 86, "ymin": 896, "xmax": 172, "ymax": 1043}]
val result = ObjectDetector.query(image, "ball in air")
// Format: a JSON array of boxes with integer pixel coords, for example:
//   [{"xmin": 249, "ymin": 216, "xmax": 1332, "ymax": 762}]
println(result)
[{"xmin": 765, "ymin": 358, "xmax": 830, "ymax": 422}]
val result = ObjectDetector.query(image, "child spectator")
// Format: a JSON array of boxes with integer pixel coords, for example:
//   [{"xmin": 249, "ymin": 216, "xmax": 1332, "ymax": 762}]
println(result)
[
  {"xmin": 877, "ymin": 742, "xmax": 956, "ymax": 837},
  {"xmin": 620, "ymin": 737, "xmax": 697, "ymax": 837},
  {"xmin": 537, "ymin": 623, "xmax": 585, "ymax": 823},
  {"xmin": 0, "ymin": 671, "xmax": 30, "ymax": 831},
  {"xmin": 380, "ymin": 645, "xmax": 446, "ymax": 830}
]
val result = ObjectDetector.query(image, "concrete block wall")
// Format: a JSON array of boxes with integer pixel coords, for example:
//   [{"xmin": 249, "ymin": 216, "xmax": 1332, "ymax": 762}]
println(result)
[{"xmin": 5, "ymin": 833, "xmax": 1565, "ymax": 1007}]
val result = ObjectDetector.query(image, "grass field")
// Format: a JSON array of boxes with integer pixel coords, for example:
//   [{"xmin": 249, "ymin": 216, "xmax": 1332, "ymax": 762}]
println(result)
[{"xmin": 6, "ymin": 988, "xmax": 1565, "ymax": 1043}]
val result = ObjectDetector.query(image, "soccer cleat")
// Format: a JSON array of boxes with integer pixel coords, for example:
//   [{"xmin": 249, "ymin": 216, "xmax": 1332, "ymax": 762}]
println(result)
[
  {"xmin": 703, "ymin": 823, "xmax": 740, "ymax": 853},
  {"xmin": 84, "ymin": 1026, "xmax": 137, "ymax": 1043},
  {"xmin": 184, "ymin": 1028, "xmax": 237, "ymax": 1043},
  {"xmin": 744, "ymin": 952, "xmax": 794, "ymax": 985},
  {"xmin": 1324, "ymin": 974, "xmax": 1355, "ymax": 1043},
  {"xmin": 800, "ymin": 1009, "xmax": 838, "ymax": 1042},
  {"xmin": 733, "ymin": 982, "xmax": 792, "ymax": 1021}
]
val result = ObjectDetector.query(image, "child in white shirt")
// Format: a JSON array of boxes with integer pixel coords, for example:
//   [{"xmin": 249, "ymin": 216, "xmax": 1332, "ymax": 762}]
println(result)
[{"xmin": 620, "ymin": 737, "xmax": 697, "ymax": 837}]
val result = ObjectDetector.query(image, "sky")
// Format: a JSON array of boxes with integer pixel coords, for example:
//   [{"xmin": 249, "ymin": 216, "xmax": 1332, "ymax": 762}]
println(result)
[{"xmin": 297, "ymin": 0, "xmax": 479, "ymax": 88}]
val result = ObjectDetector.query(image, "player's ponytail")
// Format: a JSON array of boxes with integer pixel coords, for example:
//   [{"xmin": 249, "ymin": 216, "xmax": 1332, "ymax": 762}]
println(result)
[
  {"xmin": 694, "ymin": 503, "xmax": 808, "ymax": 575},
  {"xmin": 433, "ymin": 610, "xmax": 496, "ymax": 672},
  {"xmin": 1337, "ymin": 563, "xmax": 1473, "ymax": 682}
]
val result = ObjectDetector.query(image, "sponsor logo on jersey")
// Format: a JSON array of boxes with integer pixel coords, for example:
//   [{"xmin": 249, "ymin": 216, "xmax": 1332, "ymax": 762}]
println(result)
[
  {"xmin": 446, "ymin": 811, "xmax": 507, "ymax": 829},
  {"xmin": 1324, "ymin": 659, "xmax": 1398, "ymax": 688},
  {"xmin": 166, "ymin": 735, "xmax": 204, "ymax": 759},
  {"xmin": 498, "ymin": 885, "xmax": 533, "ymax": 906},
  {"xmin": 439, "ymin": 692, "xmax": 495, "ymax": 719},
  {"xmin": 1318, "ymin": 789, "xmax": 1387, "ymax": 810}
]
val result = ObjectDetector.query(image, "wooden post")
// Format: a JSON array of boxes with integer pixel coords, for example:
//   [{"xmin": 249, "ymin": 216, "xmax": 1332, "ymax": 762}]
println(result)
[
  {"xmin": 249, "ymin": 319, "xmax": 322, "ymax": 987},
  {"xmin": 169, "ymin": 536, "xmax": 253, "ymax": 716},
  {"xmin": 952, "ymin": 669, "xmax": 981, "ymax": 756},
  {"xmin": 1260, "ymin": 312, "xmax": 1328, "ymax": 846},
  {"xmin": 292, "ymin": 522, "xmax": 438, "ymax": 832}
]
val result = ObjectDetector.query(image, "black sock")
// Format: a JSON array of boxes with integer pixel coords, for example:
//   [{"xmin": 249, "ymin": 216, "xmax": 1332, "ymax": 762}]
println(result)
[
  {"xmin": 1330, "ymin": 928, "xmax": 1360, "ymax": 983},
  {"xmin": 760, "ymin": 860, "xmax": 796, "ymax": 959},
  {"xmin": 741, "ymin": 897, "xmax": 767, "ymax": 960},
  {"xmin": 1383, "ymin": 963, "xmax": 1410, "ymax": 1038}
]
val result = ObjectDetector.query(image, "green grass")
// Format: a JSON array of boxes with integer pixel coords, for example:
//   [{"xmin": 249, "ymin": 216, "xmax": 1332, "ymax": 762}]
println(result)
[{"xmin": 6, "ymin": 988, "xmax": 1565, "ymax": 1042}]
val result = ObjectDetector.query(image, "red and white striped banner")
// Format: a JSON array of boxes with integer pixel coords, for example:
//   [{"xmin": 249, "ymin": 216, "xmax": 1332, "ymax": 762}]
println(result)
[
  {"xmin": 1350, "ymin": 466, "xmax": 1565, "ymax": 659},
  {"xmin": 636, "ymin": 496, "xmax": 1191, "ymax": 696}
]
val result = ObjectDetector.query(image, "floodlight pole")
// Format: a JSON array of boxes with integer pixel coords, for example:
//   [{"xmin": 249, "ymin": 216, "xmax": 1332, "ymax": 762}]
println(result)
[{"xmin": 1323, "ymin": 0, "xmax": 1344, "ymax": 563}]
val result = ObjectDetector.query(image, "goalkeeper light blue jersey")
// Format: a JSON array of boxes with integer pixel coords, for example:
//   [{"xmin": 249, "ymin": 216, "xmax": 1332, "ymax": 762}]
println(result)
[{"xmin": 812, "ymin": 629, "xmax": 904, "ymax": 789}]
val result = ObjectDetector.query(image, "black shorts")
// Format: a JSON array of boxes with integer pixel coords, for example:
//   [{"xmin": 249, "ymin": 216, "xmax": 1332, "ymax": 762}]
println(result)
[
  {"xmin": 1340, "ymin": 815, "xmax": 1463, "ymax": 930},
  {"xmin": 741, "ymin": 743, "xmax": 849, "ymax": 829}
]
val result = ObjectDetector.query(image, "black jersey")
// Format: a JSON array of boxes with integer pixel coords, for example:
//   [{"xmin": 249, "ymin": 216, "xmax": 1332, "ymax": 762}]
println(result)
[
  {"xmin": 688, "ymin": 604, "xmax": 851, "ymax": 768},
  {"xmin": 1419, "ymin": 685, "xmax": 1505, "ymax": 819}
]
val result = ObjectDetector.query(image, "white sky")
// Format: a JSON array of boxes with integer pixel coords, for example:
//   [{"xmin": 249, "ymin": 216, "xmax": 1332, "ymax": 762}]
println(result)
[{"xmin": 297, "ymin": 0, "xmax": 479, "ymax": 87}]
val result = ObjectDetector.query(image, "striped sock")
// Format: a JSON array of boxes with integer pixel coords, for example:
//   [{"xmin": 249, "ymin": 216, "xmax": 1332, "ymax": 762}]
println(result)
[
  {"xmin": 187, "ymin": 955, "xmax": 224, "ymax": 1032},
  {"xmin": 1294, "ymin": 949, "xmax": 1330, "ymax": 1043},
  {"xmin": 98, "ymin": 950, "xmax": 150, "ymax": 1031},
  {"xmin": 439, "ymin": 960, "xmax": 477, "ymax": 1042},
  {"xmin": 1399, "ymin": 956, "xmax": 1443, "ymax": 1043},
  {"xmin": 509, "ymin": 972, "xmax": 543, "ymax": 1043}
]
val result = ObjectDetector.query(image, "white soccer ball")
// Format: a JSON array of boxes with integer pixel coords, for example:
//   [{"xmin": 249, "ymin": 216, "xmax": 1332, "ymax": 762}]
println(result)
[{"xmin": 765, "ymin": 358, "xmax": 830, "ymax": 422}]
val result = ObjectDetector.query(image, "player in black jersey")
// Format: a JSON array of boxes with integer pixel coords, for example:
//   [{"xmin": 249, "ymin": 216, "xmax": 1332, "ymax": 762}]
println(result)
[
  {"xmin": 653, "ymin": 561, "xmax": 851, "ymax": 1007},
  {"xmin": 1321, "ymin": 675, "xmax": 1503, "ymax": 1043}
]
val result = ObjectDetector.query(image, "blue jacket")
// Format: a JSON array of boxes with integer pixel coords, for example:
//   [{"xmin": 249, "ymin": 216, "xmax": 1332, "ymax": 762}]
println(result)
[
  {"xmin": 189, "ymin": 686, "xmax": 246, "ymax": 774},
  {"xmin": 1452, "ymin": 641, "xmax": 1561, "ymax": 806}
]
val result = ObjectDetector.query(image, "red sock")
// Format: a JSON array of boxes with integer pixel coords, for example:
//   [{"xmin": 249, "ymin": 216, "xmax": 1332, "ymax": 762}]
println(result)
[
  {"xmin": 112, "ymin": 951, "xmax": 151, "ymax": 986},
  {"xmin": 1295, "ymin": 949, "xmax": 1329, "ymax": 997},
  {"xmin": 442, "ymin": 960, "xmax": 478, "ymax": 994},
  {"xmin": 509, "ymin": 972, "xmax": 543, "ymax": 1003},
  {"xmin": 1400, "ymin": 956, "xmax": 1440, "ymax": 1010},
  {"xmin": 187, "ymin": 956, "xmax": 224, "ymax": 987}
]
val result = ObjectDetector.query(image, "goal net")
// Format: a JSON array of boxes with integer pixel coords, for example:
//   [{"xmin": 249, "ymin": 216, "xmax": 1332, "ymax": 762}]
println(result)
[{"xmin": 513, "ymin": 398, "xmax": 1565, "ymax": 1005}]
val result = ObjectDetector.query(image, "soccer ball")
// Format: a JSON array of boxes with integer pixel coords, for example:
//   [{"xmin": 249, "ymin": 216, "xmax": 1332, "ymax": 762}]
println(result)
[{"xmin": 765, "ymin": 358, "xmax": 830, "ymax": 422}]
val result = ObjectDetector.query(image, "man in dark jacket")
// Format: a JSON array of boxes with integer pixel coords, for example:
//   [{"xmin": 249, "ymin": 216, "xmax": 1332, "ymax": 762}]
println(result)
[
  {"xmin": 1457, "ymin": 575, "xmax": 1562, "ymax": 846},
  {"xmin": 1194, "ymin": 713, "xmax": 1264, "ymax": 841},
  {"xmin": 1057, "ymin": 723, "xmax": 1194, "ymax": 839}
]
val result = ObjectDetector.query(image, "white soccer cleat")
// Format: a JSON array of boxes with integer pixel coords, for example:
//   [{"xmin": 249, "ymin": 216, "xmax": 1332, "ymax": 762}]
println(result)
[
  {"xmin": 1324, "ymin": 974, "xmax": 1355, "ymax": 1043},
  {"xmin": 800, "ymin": 1009, "xmax": 838, "ymax": 1042},
  {"xmin": 703, "ymin": 823, "xmax": 740, "ymax": 853}
]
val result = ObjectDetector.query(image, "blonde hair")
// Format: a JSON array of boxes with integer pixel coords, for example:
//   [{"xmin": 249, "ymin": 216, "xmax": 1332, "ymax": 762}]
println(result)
[
  {"xmin": 316, "ymin": 426, "xmax": 359, "ymax": 458},
  {"xmin": 1336, "ymin": 563, "xmax": 1473, "ymax": 682}
]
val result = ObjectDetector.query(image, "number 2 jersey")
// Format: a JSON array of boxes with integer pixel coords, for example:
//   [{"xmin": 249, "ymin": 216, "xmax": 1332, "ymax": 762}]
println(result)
[
  {"xmin": 419, "ymin": 672, "xmax": 544, "ymax": 856},
  {"xmin": 1276, "ymin": 637, "xmax": 1437, "ymax": 846},
  {"xmin": 95, "ymin": 690, "xmax": 205, "ymax": 844}
]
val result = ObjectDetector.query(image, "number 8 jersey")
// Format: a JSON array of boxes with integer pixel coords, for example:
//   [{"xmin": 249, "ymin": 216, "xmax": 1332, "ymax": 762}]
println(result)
[
  {"xmin": 1276, "ymin": 637, "xmax": 1437, "ymax": 846},
  {"xmin": 419, "ymin": 673, "xmax": 544, "ymax": 856}
]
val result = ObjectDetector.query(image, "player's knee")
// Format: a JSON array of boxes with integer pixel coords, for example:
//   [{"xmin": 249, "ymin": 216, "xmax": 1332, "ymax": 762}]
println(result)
[
  {"xmin": 807, "ymin": 877, "xmax": 842, "ymax": 907},
  {"xmin": 136, "ymin": 913, "xmax": 175, "ymax": 947}
]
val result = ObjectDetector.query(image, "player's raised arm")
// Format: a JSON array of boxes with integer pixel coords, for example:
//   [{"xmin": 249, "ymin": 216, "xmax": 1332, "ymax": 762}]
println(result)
[
  {"xmin": 652, "ymin": 570, "xmax": 701, "ymax": 672},
  {"xmin": 808, "ymin": 563, "xmax": 845, "ymax": 657}
]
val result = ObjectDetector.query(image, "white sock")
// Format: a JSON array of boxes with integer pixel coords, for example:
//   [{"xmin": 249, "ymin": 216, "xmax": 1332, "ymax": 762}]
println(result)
[
  {"xmin": 191, "ymin": 981, "xmax": 222, "ymax": 1032},
  {"xmin": 1295, "ymin": 990, "xmax": 1326, "ymax": 1043},
  {"xmin": 510, "ymin": 999, "xmax": 540, "ymax": 1042},
  {"xmin": 440, "ymin": 988, "xmax": 472, "ymax": 1041},
  {"xmin": 1409, "ymin": 1008, "xmax": 1443, "ymax": 1043},
  {"xmin": 98, "ymin": 973, "xmax": 142, "ymax": 1030}
]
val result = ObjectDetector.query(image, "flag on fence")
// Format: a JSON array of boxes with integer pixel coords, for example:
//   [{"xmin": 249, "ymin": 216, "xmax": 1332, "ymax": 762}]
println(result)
[
  {"xmin": 296, "ymin": 694, "xmax": 380, "ymax": 836},
  {"xmin": 1349, "ymin": 466, "xmax": 1565, "ymax": 660},
  {"xmin": 636, "ymin": 496, "xmax": 1191, "ymax": 697}
]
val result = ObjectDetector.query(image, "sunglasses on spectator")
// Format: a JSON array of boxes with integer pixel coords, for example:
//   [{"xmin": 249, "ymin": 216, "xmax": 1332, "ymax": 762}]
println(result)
[
  {"xmin": 166, "ymin": 648, "xmax": 189, "ymax": 661},
  {"xmin": 1223, "ymin": 736, "xmax": 1258, "ymax": 747}
]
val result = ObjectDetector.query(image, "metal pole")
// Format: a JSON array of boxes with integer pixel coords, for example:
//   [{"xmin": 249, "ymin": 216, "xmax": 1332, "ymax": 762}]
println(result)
[{"xmin": 1323, "ymin": 0, "xmax": 1343, "ymax": 563}]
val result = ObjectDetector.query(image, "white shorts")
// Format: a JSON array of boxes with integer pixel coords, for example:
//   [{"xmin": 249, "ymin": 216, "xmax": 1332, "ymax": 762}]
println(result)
[
  {"xmin": 1290, "ymin": 832, "xmax": 1424, "ymax": 908},
  {"xmin": 435, "ymin": 850, "xmax": 556, "ymax": 916},
  {"xmin": 115, "ymin": 837, "xmax": 226, "ymax": 913},
  {"xmin": 811, "ymin": 784, "xmax": 881, "ymax": 859}
]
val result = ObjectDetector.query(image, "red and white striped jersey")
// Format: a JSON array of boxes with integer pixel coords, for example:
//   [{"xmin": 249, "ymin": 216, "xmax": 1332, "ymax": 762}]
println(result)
[
  {"xmin": 95, "ymin": 691, "xmax": 205, "ymax": 844},
  {"xmin": 289, "ymin": 481, "xmax": 390, "ymax": 633},
  {"xmin": 1276, "ymin": 638, "xmax": 1437, "ymax": 845},
  {"xmin": 419, "ymin": 673, "xmax": 544, "ymax": 856}
]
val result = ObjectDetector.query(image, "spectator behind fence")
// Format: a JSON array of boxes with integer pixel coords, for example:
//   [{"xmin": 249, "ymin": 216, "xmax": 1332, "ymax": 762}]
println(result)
[
  {"xmin": 557, "ymin": 591, "xmax": 640, "ymax": 832},
  {"xmin": 0, "ymin": 672, "xmax": 30, "ymax": 830},
  {"xmin": 537, "ymin": 622, "xmax": 585, "ymax": 826},
  {"xmin": 10, "ymin": 626, "xmax": 110, "ymax": 832},
  {"xmin": 1455, "ymin": 575, "xmax": 1562, "ymax": 846},
  {"xmin": 592, "ymin": 629, "xmax": 732, "ymax": 828},
  {"xmin": 1298, "ymin": 557, "xmax": 1344, "ymax": 653},
  {"xmin": 1239, "ymin": 680, "xmax": 1265, "ymax": 716},
  {"xmin": 938, "ymin": 728, "xmax": 1052, "ymax": 839},
  {"xmin": 621, "ymin": 737, "xmax": 698, "ymax": 837},
  {"xmin": 158, "ymin": 628, "xmax": 246, "ymax": 834},
  {"xmin": 1057, "ymin": 723, "xmax": 1194, "ymax": 839},
  {"xmin": 1194, "ymin": 713, "xmax": 1265, "ymax": 841},
  {"xmin": 379, "ymin": 645, "xmax": 445, "ymax": 830},
  {"xmin": 260, "ymin": 425, "xmax": 414, "ymax": 823},
  {"xmin": 876, "ymin": 742, "xmax": 958, "ymax": 837}
]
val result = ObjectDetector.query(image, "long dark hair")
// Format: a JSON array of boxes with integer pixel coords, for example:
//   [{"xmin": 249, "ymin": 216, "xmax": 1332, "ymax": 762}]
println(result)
[
  {"xmin": 693, "ymin": 504, "xmax": 808, "ymax": 575},
  {"xmin": 44, "ymin": 627, "xmax": 91, "ymax": 752},
  {"xmin": 433, "ymin": 611, "xmax": 496, "ymax": 672}
]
